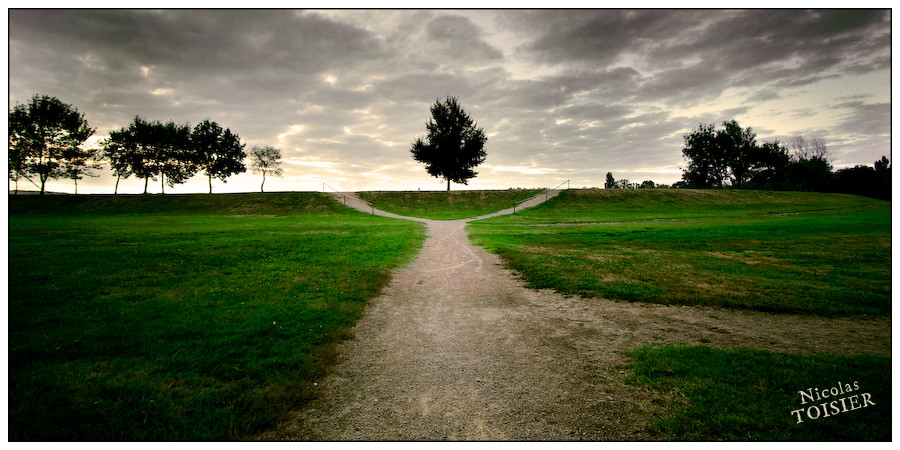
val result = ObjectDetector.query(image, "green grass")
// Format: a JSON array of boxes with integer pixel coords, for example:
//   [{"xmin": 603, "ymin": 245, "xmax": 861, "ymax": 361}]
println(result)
[
  {"xmin": 8, "ymin": 193, "xmax": 426, "ymax": 440},
  {"xmin": 468, "ymin": 189, "xmax": 891, "ymax": 316},
  {"xmin": 357, "ymin": 189, "xmax": 544, "ymax": 219},
  {"xmin": 624, "ymin": 344, "xmax": 891, "ymax": 440}
]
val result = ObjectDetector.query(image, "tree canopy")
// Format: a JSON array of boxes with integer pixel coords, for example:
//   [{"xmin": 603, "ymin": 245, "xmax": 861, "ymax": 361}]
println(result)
[
  {"xmin": 679, "ymin": 120, "xmax": 890, "ymax": 200},
  {"xmin": 11, "ymin": 94, "xmax": 248, "ymax": 195},
  {"xmin": 248, "ymin": 145, "xmax": 283, "ymax": 193},
  {"xmin": 192, "ymin": 119, "xmax": 246, "ymax": 193},
  {"xmin": 102, "ymin": 116, "xmax": 246, "ymax": 194},
  {"xmin": 410, "ymin": 96, "xmax": 487, "ymax": 191},
  {"xmin": 8, "ymin": 94, "xmax": 95, "ymax": 194},
  {"xmin": 604, "ymin": 172, "xmax": 616, "ymax": 189},
  {"xmin": 682, "ymin": 120, "xmax": 810, "ymax": 189}
]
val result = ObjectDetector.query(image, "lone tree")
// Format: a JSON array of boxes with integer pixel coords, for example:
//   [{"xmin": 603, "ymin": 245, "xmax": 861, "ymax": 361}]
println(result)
[
  {"xmin": 8, "ymin": 94, "xmax": 95, "ymax": 194},
  {"xmin": 410, "ymin": 96, "xmax": 487, "ymax": 191},
  {"xmin": 248, "ymin": 145, "xmax": 283, "ymax": 192}
]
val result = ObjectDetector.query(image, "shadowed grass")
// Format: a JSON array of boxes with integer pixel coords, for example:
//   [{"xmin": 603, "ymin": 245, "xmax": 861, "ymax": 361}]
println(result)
[
  {"xmin": 8, "ymin": 193, "xmax": 425, "ymax": 440},
  {"xmin": 357, "ymin": 189, "xmax": 544, "ymax": 219},
  {"xmin": 468, "ymin": 189, "xmax": 890, "ymax": 316},
  {"xmin": 624, "ymin": 344, "xmax": 891, "ymax": 440}
]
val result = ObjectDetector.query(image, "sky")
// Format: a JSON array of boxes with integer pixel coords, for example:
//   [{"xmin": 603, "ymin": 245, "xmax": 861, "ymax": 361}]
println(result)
[{"xmin": 6, "ymin": 8, "xmax": 893, "ymax": 194}]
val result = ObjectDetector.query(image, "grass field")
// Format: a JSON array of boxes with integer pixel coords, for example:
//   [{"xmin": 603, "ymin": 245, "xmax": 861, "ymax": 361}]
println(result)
[
  {"xmin": 357, "ymin": 189, "xmax": 544, "ymax": 219},
  {"xmin": 8, "ymin": 193, "xmax": 426, "ymax": 440},
  {"xmin": 468, "ymin": 189, "xmax": 891, "ymax": 316},
  {"xmin": 8, "ymin": 189, "xmax": 890, "ymax": 441},
  {"xmin": 624, "ymin": 344, "xmax": 891, "ymax": 440}
]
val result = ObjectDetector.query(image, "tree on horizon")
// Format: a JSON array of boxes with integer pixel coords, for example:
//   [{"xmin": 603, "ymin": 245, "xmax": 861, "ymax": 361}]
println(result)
[
  {"xmin": 8, "ymin": 94, "xmax": 95, "ymax": 195},
  {"xmin": 192, "ymin": 119, "xmax": 246, "ymax": 194},
  {"xmin": 248, "ymin": 145, "xmax": 283, "ymax": 193},
  {"xmin": 410, "ymin": 96, "xmax": 487, "ymax": 191}
]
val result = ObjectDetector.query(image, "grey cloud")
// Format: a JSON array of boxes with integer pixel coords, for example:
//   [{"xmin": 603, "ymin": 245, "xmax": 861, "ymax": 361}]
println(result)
[
  {"xmin": 373, "ymin": 72, "xmax": 481, "ymax": 103},
  {"xmin": 834, "ymin": 102, "xmax": 890, "ymax": 138},
  {"xmin": 425, "ymin": 15, "xmax": 503, "ymax": 63},
  {"xmin": 10, "ymin": 10, "xmax": 385, "ymax": 133},
  {"xmin": 637, "ymin": 63, "xmax": 727, "ymax": 107},
  {"xmin": 506, "ymin": 10, "xmax": 698, "ymax": 67},
  {"xmin": 551, "ymin": 102, "xmax": 636, "ymax": 124},
  {"xmin": 507, "ymin": 9, "xmax": 890, "ymax": 106},
  {"xmin": 305, "ymin": 88, "xmax": 379, "ymax": 112}
]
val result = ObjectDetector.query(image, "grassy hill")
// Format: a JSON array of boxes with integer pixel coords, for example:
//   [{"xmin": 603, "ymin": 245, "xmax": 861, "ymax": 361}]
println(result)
[
  {"xmin": 8, "ymin": 192, "xmax": 425, "ymax": 440},
  {"xmin": 357, "ymin": 189, "xmax": 544, "ymax": 219},
  {"xmin": 468, "ymin": 189, "xmax": 891, "ymax": 316},
  {"xmin": 8, "ymin": 191, "xmax": 342, "ymax": 216}
]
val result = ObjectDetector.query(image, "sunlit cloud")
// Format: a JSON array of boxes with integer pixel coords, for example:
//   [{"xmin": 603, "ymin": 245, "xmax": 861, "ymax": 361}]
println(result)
[
  {"xmin": 277, "ymin": 125, "xmax": 304, "ymax": 146},
  {"xmin": 284, "ymin": 156, "xmax": 341, "ymax": 171},
  {"xmin": 484, "ymin": 164, "xmax": 557, "ymax": 175}
]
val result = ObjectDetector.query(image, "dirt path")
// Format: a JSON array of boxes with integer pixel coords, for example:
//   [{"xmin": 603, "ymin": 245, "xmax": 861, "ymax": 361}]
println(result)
[{"xmin": 259, "ymin": 192, "xmax": 890, "ymax": 441}]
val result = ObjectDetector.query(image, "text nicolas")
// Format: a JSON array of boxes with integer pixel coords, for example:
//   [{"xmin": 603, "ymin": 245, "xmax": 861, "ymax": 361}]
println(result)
[{"xmin": 791, "ymin": 381, "xmax": 875, "ymax": 424}]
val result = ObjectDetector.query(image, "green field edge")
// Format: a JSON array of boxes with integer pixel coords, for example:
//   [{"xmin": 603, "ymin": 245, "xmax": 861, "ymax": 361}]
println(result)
[
  {"xmin": 620, "ymin": 343, "xmax": 891, "ymax": 441},
  {"xmin": 8, "ymin": 192, "xmax": 428, "ymax": 440},
  {"xmin": 466, "ymin": 189, "xmax": 891, "ymax": 318}
]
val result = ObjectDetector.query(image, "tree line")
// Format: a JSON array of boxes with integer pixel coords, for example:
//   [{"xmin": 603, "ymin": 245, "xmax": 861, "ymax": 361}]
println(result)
[
  {"xmin": 677, "ymin": 120, "xmax": 890, "ymax": 200},
  {"xmin": 604, "ymin": 172, "xmax": 671, "ymax": 190},
  {"xmin": 9, "ymin": 94, "xmax": 283, "ymax": 195}
]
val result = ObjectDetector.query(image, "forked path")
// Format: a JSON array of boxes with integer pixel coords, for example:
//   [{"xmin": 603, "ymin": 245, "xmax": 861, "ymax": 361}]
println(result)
[{"xmin": 260, "ymin": 192, "xmax": 890, "ymax": 440}]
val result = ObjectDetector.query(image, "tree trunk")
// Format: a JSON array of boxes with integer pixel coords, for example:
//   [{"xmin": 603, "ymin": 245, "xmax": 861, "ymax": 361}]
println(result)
[
  {"xmin": 208, "ymin": 174, "xmax": 213, "ymax": 194},
  {"xmin": 74, "ymin": 178, "xmax": 78, "ymax": 195},
  {"xmin": 447, "ymin": 178, "xmax": 450, "ymax": 191},
  {"xmin": 161, "ymin": 174, "xmax": 165, "ymax": 195},
  {"xmin": 114, "ymin": 175, "xmax": 120, "ymax": 195},
  {"xmin": 261, "ymin": 171, "xmax": 266, "ymax": 193},
  {"xmin": 144, "ymin": 176, "xmax": 149, "ymax": 194}
]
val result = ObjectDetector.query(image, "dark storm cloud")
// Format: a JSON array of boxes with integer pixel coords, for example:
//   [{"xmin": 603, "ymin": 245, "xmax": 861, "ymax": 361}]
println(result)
[
  {"xmin": 506, "ymin": 9, "xmax": 890, "ymax": 102},
  {"xmin": 505, "ymin": 10, "xmax": 698, "ymax": 66},
  {"xmin": 9, "ymin": 10, "xmax": 386, "ymax": 133}
]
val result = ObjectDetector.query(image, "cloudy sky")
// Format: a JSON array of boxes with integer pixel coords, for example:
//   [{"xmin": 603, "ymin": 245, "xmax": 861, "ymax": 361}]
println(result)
[{"xmin": 7, "ymin": 8, "xmax": 892, "ymax": 194}]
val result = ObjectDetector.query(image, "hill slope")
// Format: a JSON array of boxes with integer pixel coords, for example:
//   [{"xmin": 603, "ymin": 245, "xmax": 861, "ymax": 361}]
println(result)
[
  {"xmin": 357, "ymin": 189, "xmax": 544, "ymax": 219},
  {"xmin": 468, "ymin": 189, "xmax": 891, "ymax": 316}
]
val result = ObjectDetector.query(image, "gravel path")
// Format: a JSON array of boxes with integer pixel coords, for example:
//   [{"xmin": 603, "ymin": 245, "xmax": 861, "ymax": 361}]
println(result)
[{"xmin": 258, "ymin": 192, "xmax": 891, "ymax": 441}]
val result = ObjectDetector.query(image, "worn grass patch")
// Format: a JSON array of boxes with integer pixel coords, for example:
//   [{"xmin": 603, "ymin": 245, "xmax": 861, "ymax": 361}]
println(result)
[
  {"xmin": 624, "ymin": 344, "xmax": 891, "ymax": 440},
  {"xmin": 357, "ymin": 189, "xmax": 544, "ymax": 219},
  {"xmin": 468, "ymin": 189, "xmax": 890, "ymax": 316},
  {"xmin": 8, "ymin": 193, "xmax": 425, "ymax": 440}
]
